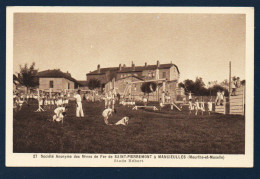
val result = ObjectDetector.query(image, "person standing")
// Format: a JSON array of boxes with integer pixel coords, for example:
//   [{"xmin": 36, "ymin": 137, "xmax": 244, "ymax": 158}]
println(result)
[
  {"xmin": 231, "ymin": 78, "xmax": 237, "ymax": 96},
  {"xmin": 220, "ymin": 91, "xmax": 225, "ymax": 106},
  {"xmin": 236, "ymin": 77, "xmax": 241, "ymax": 88},
  {"xmin": 208, "ymin": 98, "xmax": 213, "ymax": 115},
  {"xmin": 215, "ymin": 90, "xmax": 221, "ymax": 106},
  {"xmin": 194, "ymin": 98, "xmax": 200, "ymax": 116},
  {"xmin": 74, "ymin": 90, "xmax": 84, "ymax": 118},
  {"xmin": 188, "ymin": 99, "xmax": 194, "ymax": 115},
  {"xmin": 188, "ymin": 91, "xmax": 192, "ymax": 101}
]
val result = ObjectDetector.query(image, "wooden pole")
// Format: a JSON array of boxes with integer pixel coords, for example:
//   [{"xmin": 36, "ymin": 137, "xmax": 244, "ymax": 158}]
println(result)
[
  {"xmin": 49, "ymin": 88, "xmax": 52, "ymax": 98},
  {"xmin": 162, "ymin": 81, "xmax": 166, "ymax": 104}
]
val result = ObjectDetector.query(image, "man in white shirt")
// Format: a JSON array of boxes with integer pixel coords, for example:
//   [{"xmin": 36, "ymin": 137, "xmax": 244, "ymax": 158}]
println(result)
[
  {"xmin": 102, "ymin": 108, "xmax": 116, "ymax": 125},
  {"xmin": 53, "ymin": 106, "xmax": 68, "ymax": 123},
  {"xmin": 74, "ymin": 90, "xmax": 84, "ymax": 118}
]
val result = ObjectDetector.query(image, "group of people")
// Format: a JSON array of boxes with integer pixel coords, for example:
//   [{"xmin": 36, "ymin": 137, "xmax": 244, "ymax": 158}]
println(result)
[
  {"xmin": 188, "ymin": 98, "xmax": 213, "ymax": 115},
  {"xmin": 37, "ymin": 93, "xmax": 70, "ymax": 110},
  {"xmin": 51, "ymin": 89, "xmax": 130, "ymax": 126},
  {"xmin": 103, "ymin": 91, "xmax": 117, "ymax": 110},
  {"xmin": 13, "ymin": 92, "xmax": 29, "ymax": 111},
  {"xmin": 51, "ymin": 90, "xmax": 84, "ymax": 123}
]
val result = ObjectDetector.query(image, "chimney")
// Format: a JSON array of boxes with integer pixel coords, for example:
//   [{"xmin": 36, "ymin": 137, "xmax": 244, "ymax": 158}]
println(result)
[
  {"xmin": 123, "ymin": 64, "xmax": 126, "ymax": 68},
  {"xmin": 132, "ymin": 61, "xmax": 135, "ymax": 71},
  {"xmin": 97, "ymin": 64, "xmax": 101, "ymax": 73},
  {"xmin": 157, "ymin": 60, "xmax": 160, "ymax": 68},
  {"xmin": 119, "ymin": 64, "xmax": 122, "ymax": 71},
  {"xmin": 145, "ymin": 62, "xmax": 147, "ymax": 67},
  {"xmin": 171, "ymin": 61, "xmax": 173, "ymax": 64}
]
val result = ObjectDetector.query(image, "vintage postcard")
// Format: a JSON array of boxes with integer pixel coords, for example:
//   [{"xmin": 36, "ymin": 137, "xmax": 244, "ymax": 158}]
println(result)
[{"xmin": 6, "ymin": 6, "xmax": 254, "ymax": 167}]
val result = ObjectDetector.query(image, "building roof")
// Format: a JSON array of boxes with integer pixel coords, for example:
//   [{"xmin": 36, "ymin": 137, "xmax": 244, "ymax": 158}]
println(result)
[
  {"xmin": 86, "ymin": 63, "xmax": 180, "ymax": 76},
  {"xmin": 37, "ymin": 69, "xmax": 79, "ymax": 83},
  {"xmin": 116, "ymin": 75, "xmax": 144, "ymax": 81},
  {"xmin": 87, "ymin": 67, "xmax": 119, "ymax": 75}
]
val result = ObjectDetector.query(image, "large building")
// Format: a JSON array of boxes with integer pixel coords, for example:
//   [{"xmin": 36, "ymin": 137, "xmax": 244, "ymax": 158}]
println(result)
[
  {"xmin": 87, "ymin": 61, "xmax": 179, "ymax": 83},
  {"xmin": 37, "ymin": 69, "xmax": 80, "ymax": 92},
  {"xmin": 87, "ymin": 61, "xmax": 181, "ymax": 101}
]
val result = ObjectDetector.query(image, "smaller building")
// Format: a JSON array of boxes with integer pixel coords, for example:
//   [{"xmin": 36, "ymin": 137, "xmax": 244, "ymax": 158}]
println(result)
[{"xmin": 37, "ymin": 69, "xmax": 80, "ymax": 92}]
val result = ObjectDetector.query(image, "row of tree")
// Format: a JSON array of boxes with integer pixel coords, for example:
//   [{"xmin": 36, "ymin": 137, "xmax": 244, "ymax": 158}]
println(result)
[{"xmin": 178, "ymin": 77, "xmax": 245, "ymax": 96}]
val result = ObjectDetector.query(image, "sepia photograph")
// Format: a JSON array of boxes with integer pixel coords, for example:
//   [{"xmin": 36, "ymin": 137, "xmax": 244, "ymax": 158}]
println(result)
[{"xmin": 6, "ymin": 7, "xmax": 254, "ymax": 167}]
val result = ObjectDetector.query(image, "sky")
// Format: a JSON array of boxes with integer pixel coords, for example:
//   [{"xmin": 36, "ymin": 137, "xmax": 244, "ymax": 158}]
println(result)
[{"xmin": 13, "ymin": 13, "xmax": 245, "ymax": 83}]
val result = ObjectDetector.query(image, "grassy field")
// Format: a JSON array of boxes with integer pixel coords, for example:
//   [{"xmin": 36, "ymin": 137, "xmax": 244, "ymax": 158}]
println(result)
[{"xmin": 13, "ymin": 99, "xmax": 245, "ymax": 154}]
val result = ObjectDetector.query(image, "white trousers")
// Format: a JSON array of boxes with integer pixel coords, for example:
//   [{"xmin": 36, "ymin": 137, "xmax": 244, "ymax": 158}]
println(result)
[{"xmin": 76, "ymin": 102, "xmax": 84, "ymax": 117}]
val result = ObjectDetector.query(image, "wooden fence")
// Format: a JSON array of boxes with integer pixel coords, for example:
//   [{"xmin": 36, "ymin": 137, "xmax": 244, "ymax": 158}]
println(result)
[{"xmin": 229, "ymin": 86, "xmax": 245, "ymax": 115}]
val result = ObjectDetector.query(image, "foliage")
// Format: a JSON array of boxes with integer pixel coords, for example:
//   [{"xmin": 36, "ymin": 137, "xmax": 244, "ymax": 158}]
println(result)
[
  {"xmin": 208, "ymin": 85, "xmax": 229, "ymax": 96},
  {"xmin": 179, "ymin": 77, "xmax": 229, "ymax": 96},
  {"xmin": 241, "ymin": 80, "xmax": 246, "ymax": 86},
  {"xmin": 180, "ymin": 77, "xmax": 208, "ymax": 96},
  {"xmin": 88, "ymin": 78, "xmax": 101, "ymax": 90},
  {"xmin": 17, "ymin": 62, "xmax": 39, "ymax": 91},
  {"xmin": 140, "ymin": 82, "xmax": 157, "ymax": 94}
]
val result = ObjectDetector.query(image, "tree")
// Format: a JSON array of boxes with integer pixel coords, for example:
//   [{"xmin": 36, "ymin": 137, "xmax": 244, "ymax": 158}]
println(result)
[
  {"xmin": 208, "ymin": 85, "xmax": 229, "ymax": 96},
  {"xmin": 88, "ymin": 78, "xmax": 101, "ymax": 90},
  {"xmin": 193, "ymin": 77, "xmax": 206, "ymax": 95},
  {"xmin": 241, "ymin": 80, "xmax": 246, "ymax": 86},
  {"xmin": 181, "ymin": 77, "xmax": 208, "ymax": 96},
  {"xmin": 178, "ymin": 82, "xmax": 185, "ymax": 89},
  {"xmin": 183, "ymin": 79, "xmax": 194, "ymax": 92},
  {"xmin": 17, "ymin": 62, "xmax": 39, "ymax": 93},
  {"xmin": 140, "ymin": 82, "xmax": 157, "ymax": 100}
]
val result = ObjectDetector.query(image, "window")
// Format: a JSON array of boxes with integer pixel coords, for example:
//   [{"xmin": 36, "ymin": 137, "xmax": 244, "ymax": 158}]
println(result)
[
  {"xmin": 49, "ymin": 80, "xmax": 54, "ymax": 88},
  {"xmin": 68, "ymin": 83, "xmax": 70, "ymax": 89},
  {"xmin": 162, "ymin": 72, "xmax": 166, "ymax": 78}
]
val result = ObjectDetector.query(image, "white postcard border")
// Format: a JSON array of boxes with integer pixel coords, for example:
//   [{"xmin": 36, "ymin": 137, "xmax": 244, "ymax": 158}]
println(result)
[{"xmin": 6, "ymin": 6, "xmax": 254, "ymax": 167}]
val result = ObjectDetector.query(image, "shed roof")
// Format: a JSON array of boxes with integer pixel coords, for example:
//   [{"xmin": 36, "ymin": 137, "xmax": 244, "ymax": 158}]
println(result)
[{"xmin": 37, "ymin": 69, "xmax": 79, "ymax": 83}]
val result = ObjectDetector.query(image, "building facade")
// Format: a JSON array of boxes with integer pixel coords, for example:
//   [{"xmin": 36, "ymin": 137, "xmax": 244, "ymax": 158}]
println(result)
[
  {"xmin": 87, "ymin": 61, "xmax": 179, "ymax": 83},
  {"xmin": 37, "ymin": 69, "xmax": 79, "ymax": 92},
  {"xmin": 87, "ymin": 61, "xmax": 181, "ymax": 101}
]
